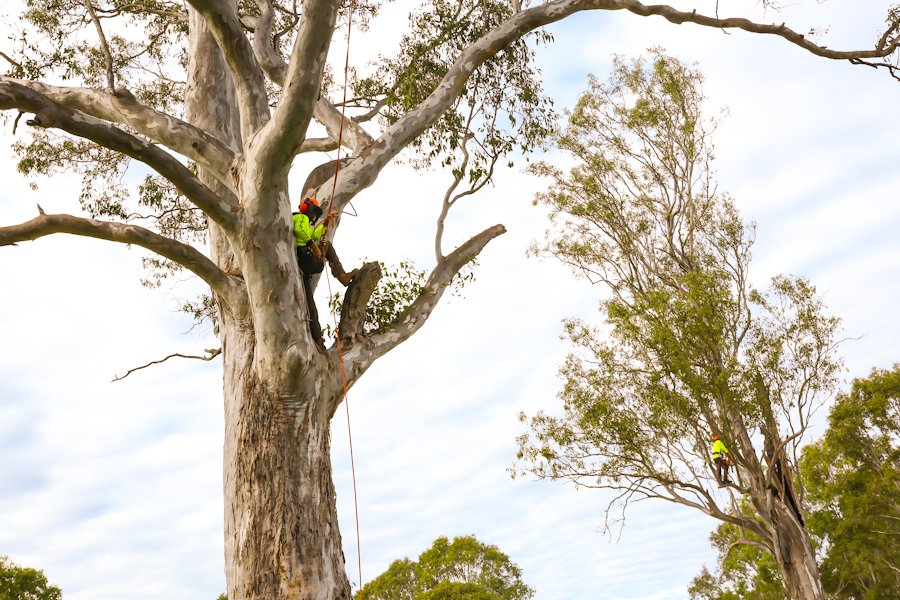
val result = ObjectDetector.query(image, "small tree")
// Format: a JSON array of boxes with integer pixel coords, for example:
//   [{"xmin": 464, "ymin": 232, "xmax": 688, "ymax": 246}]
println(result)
[
  {"xmin": 516, "ymin": 50, "xmax": 841, "ymax": 599},
  {"xmin": 361, "ymin": 535, "xmax": 533, "ymax": 600},
  {"xmin": 0, "ymin": 555, "xmax": 62, "ymax": 600}
]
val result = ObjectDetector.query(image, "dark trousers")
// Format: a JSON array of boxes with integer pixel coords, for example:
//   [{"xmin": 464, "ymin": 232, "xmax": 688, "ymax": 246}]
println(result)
[
  {"xmin": 296, "ymin": 242, "xmax": 346, "ymax": 341},
  {"xmin": 715, "ymin": 456, "xmax": 730, "ymax": 483}
]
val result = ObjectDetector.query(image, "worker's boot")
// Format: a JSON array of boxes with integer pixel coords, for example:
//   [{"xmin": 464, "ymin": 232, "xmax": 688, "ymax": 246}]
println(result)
[{"xmin": 336, "ymin": 268, "xmax": 359, "ymax": 287}]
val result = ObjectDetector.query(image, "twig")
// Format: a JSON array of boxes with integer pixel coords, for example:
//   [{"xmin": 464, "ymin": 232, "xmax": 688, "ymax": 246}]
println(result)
[
  {"xmin": 81, "ymin": 0, "xmax": 116, "ymax": 90},
  {"xmin": 112, "ymin": 348, "xmax": 221, "ymax": 381},
  {"xmin": 0, "ymin": 51, "xmax": 25, "ymax": 72}
]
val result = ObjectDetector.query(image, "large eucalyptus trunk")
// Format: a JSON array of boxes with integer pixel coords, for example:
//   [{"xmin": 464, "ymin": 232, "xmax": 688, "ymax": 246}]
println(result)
[
  {"xmin": 742, "ymin": 450, "xmax": 825, "ymax": 600},
  {"xmin": 186, "ymin": 9, "xmax": 352, "ymax": 599},
  {"xmin": 222, "ymin": 355, "xmax": 352, "ymax": 599},
  {"xmin": 769, "ymin": 505, "xmax": 825, "ymax": 600}
]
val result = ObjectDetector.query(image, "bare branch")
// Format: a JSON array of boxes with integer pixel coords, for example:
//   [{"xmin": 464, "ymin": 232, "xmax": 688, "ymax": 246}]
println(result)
[
  {"xmin": 298, "ymin": 137, "xmax": 340, "ymax": 153},
  {"xmin": 112, "ymin": 348, "xmax": 222, "ymax": 382},
  {"xmin": 251, "ymin": 0, "xmax": 289, "ymax": 84},
  {"xmin": 0, "ymin": 210, "xmax": 246, "ymax": 310},
  {"xmin": 313, "ymin": 96, "xmax": 375, "ymax": 154},
  {"xmin": 0, "ymin": 80, "xmax": 238, "ymax": 230},
  {"xmin": 619, "ymin": 0, "xmax": 900, "ymax": 62},
  {"xmin": 82, "ymin": 0, "xmax": 116, "ymax": 90},
  {"xmin": 849, "ymin": 57, "xmax": 900, "ymax": 82},
  {"xmin": 337, "ymin": 261, "xmax": 381, "ymax": 341}
]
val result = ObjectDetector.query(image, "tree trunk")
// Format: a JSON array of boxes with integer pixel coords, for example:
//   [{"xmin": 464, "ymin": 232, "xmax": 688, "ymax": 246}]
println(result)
[
  {"xmin": 769, "ymin": 501, "xmax": 825, "ymax": 600},
  {"xmin": 222, "ymin": 354, "xmax": 352, "ymax": 600},
  {"xmin": 185, "ymin": 7, "xmax": 352, "ymax": 598}
]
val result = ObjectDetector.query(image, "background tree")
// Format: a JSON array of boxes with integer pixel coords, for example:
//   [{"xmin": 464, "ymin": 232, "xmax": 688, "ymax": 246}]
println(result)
[
  {"xmin": 516, "ymin": 50, "xmax": 845, "ymax": 599},
  {"xmin": 361, "ymin": 535, "xmax": 533, "ymax": 600},
  {"xmin": 802, "ymin": 366, "xmax": 900, "ymax": 597},
  {"xmin": 0, "ymin": 555, "xmax": 62, "ymax": 600},
  {"xmin": 689, "ymin": 366, "xmax": 900, "ymax": 599},
  {"xmin": 0, "ymin": 1, "xmax": 897, "ymax": 599}
]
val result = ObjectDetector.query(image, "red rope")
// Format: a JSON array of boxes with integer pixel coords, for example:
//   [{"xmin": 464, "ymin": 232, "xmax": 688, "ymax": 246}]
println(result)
[{"xmin": 323, "ymin": 2, "xmax": 364, "ymax": 598}]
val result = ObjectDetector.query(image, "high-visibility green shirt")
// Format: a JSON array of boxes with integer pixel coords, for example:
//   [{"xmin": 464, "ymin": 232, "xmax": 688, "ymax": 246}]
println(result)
[
  {"xmin": 292, "ymin": 212, "xmax": 324, "ymax": 247},
  {"xmin": 712, "ymin": 439, "xmax": 729, "ymax": 458}
]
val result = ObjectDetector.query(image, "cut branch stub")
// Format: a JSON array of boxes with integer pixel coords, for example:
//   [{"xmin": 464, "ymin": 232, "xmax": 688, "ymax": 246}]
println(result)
[{"xmin": 338, "ymin": 261, "xmax": 382, "ymax": 341}]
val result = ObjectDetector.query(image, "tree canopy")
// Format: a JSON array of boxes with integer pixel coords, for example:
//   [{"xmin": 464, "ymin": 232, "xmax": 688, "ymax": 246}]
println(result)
[
  {"xmin": 0, "ymin": 555, "xmax": 62, "ymax": 600},
  {"xmin": 361, "ymin": 535, "xmax": 534, "ymax": 600},
  {"xmin": 802, "ymin": 366, "xmax": 900, "ymax": 598}
]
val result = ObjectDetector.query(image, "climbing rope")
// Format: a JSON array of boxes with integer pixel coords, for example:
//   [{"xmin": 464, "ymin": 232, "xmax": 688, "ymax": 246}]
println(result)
[{"xmin": 322, "ymin": 2, "xmax": 364, "ymax": 597}]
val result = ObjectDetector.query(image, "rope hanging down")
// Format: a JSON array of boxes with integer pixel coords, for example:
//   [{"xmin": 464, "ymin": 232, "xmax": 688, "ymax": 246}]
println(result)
[{"xmin": 322, "ymin": 2, "xmax": 364, "ymax": 597}]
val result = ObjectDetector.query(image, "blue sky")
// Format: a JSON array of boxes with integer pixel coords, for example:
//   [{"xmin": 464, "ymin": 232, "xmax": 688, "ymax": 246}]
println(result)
[{"xmin": 1, "ymin": 2, "xmax": 899, "ymax": 599}]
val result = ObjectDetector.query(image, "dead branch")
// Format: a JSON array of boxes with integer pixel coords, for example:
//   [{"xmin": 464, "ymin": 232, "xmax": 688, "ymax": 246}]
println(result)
[{"xmin": 112, "ymin": 348, "xmax": 222, "ymax": 381}]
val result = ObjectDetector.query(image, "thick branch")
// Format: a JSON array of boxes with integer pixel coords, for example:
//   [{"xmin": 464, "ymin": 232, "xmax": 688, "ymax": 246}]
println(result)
[
  {"xmin": 251, "ymin": 0, "xmax": 289, "ymax": 84},
  {"xmin": 312, "ymin": 96, "xmax": 375, "ymax": 154},
  {"xmin": 331, "ymin": 0, "xmax": 899, "ymax": 209},
  {"xmin": 186, "ymin": 0, "xmax": 269, "ymax": 140},
  {"xmin": 254, "ymin": 0, "xmax": 340, "ymax": 182},
  {"xmin": 0, "ymin": 211, "xmax": 246, "ymax": 310},
  {"xmin": 2, "ymin": 78, "xmax": 238, "ymax": 186},
  {"xmin": 337, "ymin": 261, "xmax": 381, "ymax": 340},
  {"xmin": 0, "ymin": 80, "xmax": 238, "ymax": 230}
]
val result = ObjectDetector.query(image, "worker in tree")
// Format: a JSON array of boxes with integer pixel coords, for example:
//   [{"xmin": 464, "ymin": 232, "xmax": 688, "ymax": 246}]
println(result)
[
  {"xmin": 712, "ymin": 435, "xmax": 732, "ymax": 486},
  {"xmin": 293, "ymin": 196, "xmax": 359, "ymax": 343}
]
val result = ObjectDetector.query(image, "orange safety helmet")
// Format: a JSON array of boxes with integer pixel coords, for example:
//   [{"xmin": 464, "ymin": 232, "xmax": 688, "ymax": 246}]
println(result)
[
  {"xmin": 299, "ymin": 196, "xmax": 320, "ymax": 214},
  {"xmin": 712, "ymin": 435, "xmax": 720, "ymax": 441}
]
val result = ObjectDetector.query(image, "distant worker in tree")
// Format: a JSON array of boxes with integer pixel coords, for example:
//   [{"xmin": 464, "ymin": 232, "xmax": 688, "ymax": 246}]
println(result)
[
  {"xmin": 712, "ymin": 435, "xmax": 732, "ymax": 486},
  {"xmin": 293, "ymin": 196, "xmax": 359, "ymax": 343}
]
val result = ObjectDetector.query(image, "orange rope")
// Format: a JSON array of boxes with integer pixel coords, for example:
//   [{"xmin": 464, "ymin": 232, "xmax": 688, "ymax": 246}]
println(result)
[{"xmin": 323, "ymin": 2, "xmax": 364, "ymax": 598}]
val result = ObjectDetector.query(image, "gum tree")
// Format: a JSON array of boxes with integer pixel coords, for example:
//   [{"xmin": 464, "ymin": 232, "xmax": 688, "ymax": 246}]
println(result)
[
  {"xmin": 0, "ymin": 1, "xmax": 897, "ymax": 599},
  {"xmin": 516, "ymin": 52, "xmax": 843, "ymax": 599}
]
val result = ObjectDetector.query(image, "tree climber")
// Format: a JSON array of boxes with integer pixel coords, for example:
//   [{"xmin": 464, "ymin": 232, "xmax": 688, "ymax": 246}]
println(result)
[
  {"xmin": 712, "ymin": 435, "xmax": 733, "ymax": 486},
  {"xmin": 293, "ymin": 197, "xmax": 359, "ymax": 344}
]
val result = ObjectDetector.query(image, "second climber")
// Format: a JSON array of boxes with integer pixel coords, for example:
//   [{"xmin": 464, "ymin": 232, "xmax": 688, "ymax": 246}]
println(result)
[{"xmin": 711, "ymin": 434, "xmax": 733, "ymax": 487}]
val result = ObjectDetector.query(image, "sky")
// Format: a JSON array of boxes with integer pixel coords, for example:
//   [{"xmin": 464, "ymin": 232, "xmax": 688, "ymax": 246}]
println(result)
[{"xmin": 1, "ymin": 1, "xmax": 898, "ymax": 599}]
